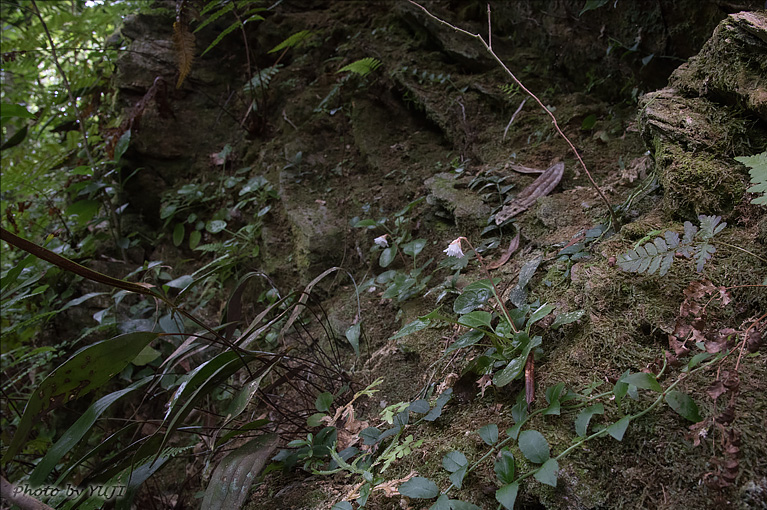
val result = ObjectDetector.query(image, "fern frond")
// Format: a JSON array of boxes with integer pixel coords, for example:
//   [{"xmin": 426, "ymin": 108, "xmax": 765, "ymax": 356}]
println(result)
[
  {"xmin": 200, "ymin": 19, "xmax": 240, "ymax": 57},
  {"xmin": 243, "ymin": 65, "xmax": 281, "ymax": 93},
  {"xmin": 735, "ymin": 151, "xmax": 767, "ymax": 205},
  {"xmin": 617, "ymin": 215, "xmax": 726, "ymax": 276},
  {"xmin": 269, "ymin": 30, "xmax": 315, "ymax": 54},
  {"xmin": 194, "ymin": 1, "xmax": 233, "ymax": 33},
  {"xmin": 173, "ymin": 21, "xmax": 195, "ymax": 88},
  {"xmin": 337, "ymin": 57, "xmax": 382, "ymax": 77},
  {"xmin": 618, "ymin": 234, "xmax": 678, "ymax": 276}
]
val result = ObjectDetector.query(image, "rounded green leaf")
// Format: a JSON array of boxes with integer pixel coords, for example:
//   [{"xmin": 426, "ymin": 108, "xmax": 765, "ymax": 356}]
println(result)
[
  {"xmin": 402, "ymin": 238, "xmax": 427, "ymax": 257},
  {"xmin": 494, "ymin": 448, "xmax": 515, "ymax": 484},
  {"xmin": 399, "ymin": 476, "xmax": 439, "ymax": 499},
  {"xmin": 665, "ymin": 391, "xmax": 703, "ymax": 422},
  {"xmin": 315, "ymin": 392, "xmax": 333, "ymax": 413},
  {"xmin": 379, "ymin": 246, "xmax": 396, "ymax": 268},
  {"xmin": 206, "ymin": 219, "xmax": 227, "ymax": 233},
  {"xmin": 478, "ymin": 423, "xmax": 499, "ymax": 445},
  {"xmin": 442, "ymin": 450, "xmax": 468, "ymax": 473},
  {"xmin": 458, "ymin": 311, "xmax": 492, "ymax": 329},
  {"xmin": 453, "ymin": 287, "xmax": 493, "ymax": 315},
  {"xmin": 518, "ymin": 430, "xmax": 550, "ymax": 463}
]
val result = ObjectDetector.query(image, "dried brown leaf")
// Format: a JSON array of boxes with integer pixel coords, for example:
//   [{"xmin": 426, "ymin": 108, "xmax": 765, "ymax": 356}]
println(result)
[
  {"xmin": 173, "ymin": 21, "xmax": 195, "ymax": 88},
  {"xmin": 746, "ymin": 329, "xmax": 762, "ymax": 353},
  {"xmin": 495, "ymin": 162, "xmax": 564, "ymax": 224},
  {"xmin": 706, "ymin": 380, "xmax": 726, "ymax": 400},
  {"xmin": 488, "ymin": 231, "xmax": 520, "ymax": 270}
]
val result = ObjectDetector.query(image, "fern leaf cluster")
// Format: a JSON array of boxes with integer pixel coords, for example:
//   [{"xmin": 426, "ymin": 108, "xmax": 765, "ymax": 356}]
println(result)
[
  {"xmin": 337, "ymin": 57, "xmax": 382, "ymax": 77},
  {"xmin": 735, "ymin": 151, "xmax": 767, "ymax": 205},
  {"xmin": 244, "ymin": 65, "xmax": 282, "ymax": 94},
  {"xmin": 617, "ymin": 215, "xmax": 726, "ymax": 276}
]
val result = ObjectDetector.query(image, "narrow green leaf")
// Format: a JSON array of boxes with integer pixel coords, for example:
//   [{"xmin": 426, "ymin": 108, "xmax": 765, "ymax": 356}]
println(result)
[
  {"xmin": 527, "ymin": 303, "xmax": 555, "ymax": 327},
  {"xmin": 665, "ymin": 391, "xmax": 703, "ymax": 422},
  {"xmin": 494, "ymin": 448, "xmax": 515, "ymax": 484},
  {"xmin": 445, "ymin": 329, "xmax": 484, "ymax": 354},
  {"xmin": 518, "ymin": 430, "xmax": 550, "ymax": 463},
  {"xmin": 1, "ymin": 104, "xmax": 35, "ymax": 119},
  {"xmin": 390, "ymin": 318, "xmax": 431, "ymax": 340},
  {"xmin": 551, "ymin": 309, "xmax": 585, "ymax": 329},
  {"xmin": 534, "ymin": 458, "xmax": 558, "ymax": 487},
  {"xmin": 620, "ymin": 372, "xmax": 662, "ymax": 392},
  {"xmin": 202, "ymin": 434, "xmax": 279, "ymax": 510},
  {"xmin": 495, "ymin": 482, "xmax": 519, "ymax": 509},
  {"xmin": 113, "ymin": 128, "xmax": 131, "ymax": 161},
  {"xmin": 345, "ymin": 322, "xmax": 361, "ymax": 357},
  {"xmin": 189, "ymin": 230, "xmax": 201, "ymax": 249},
  {"xmin": 29, "ymin": 377, "xmax": 151, "ymax": 485},
  {"xmin": 173, "ymin": 223, "xmax": 185, "ymax": 247},
  {"xmin": 2, "ymin": 332, "xmax": 158, "ymax": 463}
]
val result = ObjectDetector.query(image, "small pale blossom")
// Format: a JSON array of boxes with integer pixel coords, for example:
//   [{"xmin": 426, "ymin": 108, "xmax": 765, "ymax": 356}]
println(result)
[
  {"xmin": 444, "ymin": 238, "xmax": 464, "ymax": 258},
  {"xmin": 374, "ymin": 234, "xmax": 389, "ymax": 248}
]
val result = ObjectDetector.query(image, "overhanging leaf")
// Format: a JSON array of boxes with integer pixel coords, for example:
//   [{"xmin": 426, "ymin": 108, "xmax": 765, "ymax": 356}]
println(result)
[
  {"xmin": 2, "ymin": 331, "xmax": 158, "ymax": 463},
  {"xmin": 29, "ymin": 377, "xmax": 151, "ymax": 485},
  {"xmin": 202, "ymin": 434, "xmax": 279, "ymax": 510}
]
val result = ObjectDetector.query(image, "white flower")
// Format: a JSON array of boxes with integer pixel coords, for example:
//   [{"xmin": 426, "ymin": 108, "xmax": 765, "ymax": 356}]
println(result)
[
  {"xmin": 374, "ymin": 235, "xmax": 389, "ymax": 248},
  {"xmin": 443, "ymin": 238, "xmax": 464, "ymax": 257}
]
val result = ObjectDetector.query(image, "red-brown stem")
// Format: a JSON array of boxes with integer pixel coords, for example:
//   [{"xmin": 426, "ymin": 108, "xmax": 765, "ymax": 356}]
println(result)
[
  {"xmin": 458, "ymin": 237, "xmax": 518, "ymax": 334},
  {"xmin": 408, "ymin": 0, "xmax": 619, "ymax": 229}
]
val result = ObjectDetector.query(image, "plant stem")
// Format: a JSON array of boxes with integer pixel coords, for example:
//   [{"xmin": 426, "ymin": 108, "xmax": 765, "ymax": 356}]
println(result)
[{"xmin": 407, "ymin": 1, "xmax": 619, "ymax": 229}]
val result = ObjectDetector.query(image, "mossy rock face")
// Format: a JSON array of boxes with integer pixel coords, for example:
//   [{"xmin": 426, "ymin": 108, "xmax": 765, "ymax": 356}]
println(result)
[
  {"xmin": 669, "ymin": 11, "xmax": 767, "ymax": 121},
  {"xmin": 653, "ymin": 141, "xmax": 746, "ymax": 219},
  {"xmin": 638, "ymin": 11, "xmax": 767, "ymax": 220},
  {"xmin": 425, "ymin": 172, "xmax": 491, "ymax": 230}
]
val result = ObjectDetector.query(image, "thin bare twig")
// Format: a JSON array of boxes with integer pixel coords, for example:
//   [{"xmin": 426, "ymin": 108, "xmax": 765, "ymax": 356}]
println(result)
[
  {"xmin": 408, "ymin": 0, "xmax": 619, "ymax": 229},
  {"xmin": 503, "ymin": 98, "xmax": 527, "ymax": 141}
]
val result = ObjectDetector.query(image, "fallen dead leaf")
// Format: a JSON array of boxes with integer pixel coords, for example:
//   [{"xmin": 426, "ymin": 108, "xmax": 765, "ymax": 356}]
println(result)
[{"xmin": 495, "ymin": 162, "xmax": 564, "ymax": 224}]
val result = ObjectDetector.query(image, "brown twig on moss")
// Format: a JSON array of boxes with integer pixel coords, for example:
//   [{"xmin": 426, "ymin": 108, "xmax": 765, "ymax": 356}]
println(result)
[{"xmin": 407, "ymin": 0, "xmax": 619, "ymax": 229}]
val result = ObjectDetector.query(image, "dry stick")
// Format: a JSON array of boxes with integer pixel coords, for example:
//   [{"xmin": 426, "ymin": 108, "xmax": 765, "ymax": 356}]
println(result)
[{"xmin": 408, "ymin": 0, "xmax": 619, "ymax": 229}]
